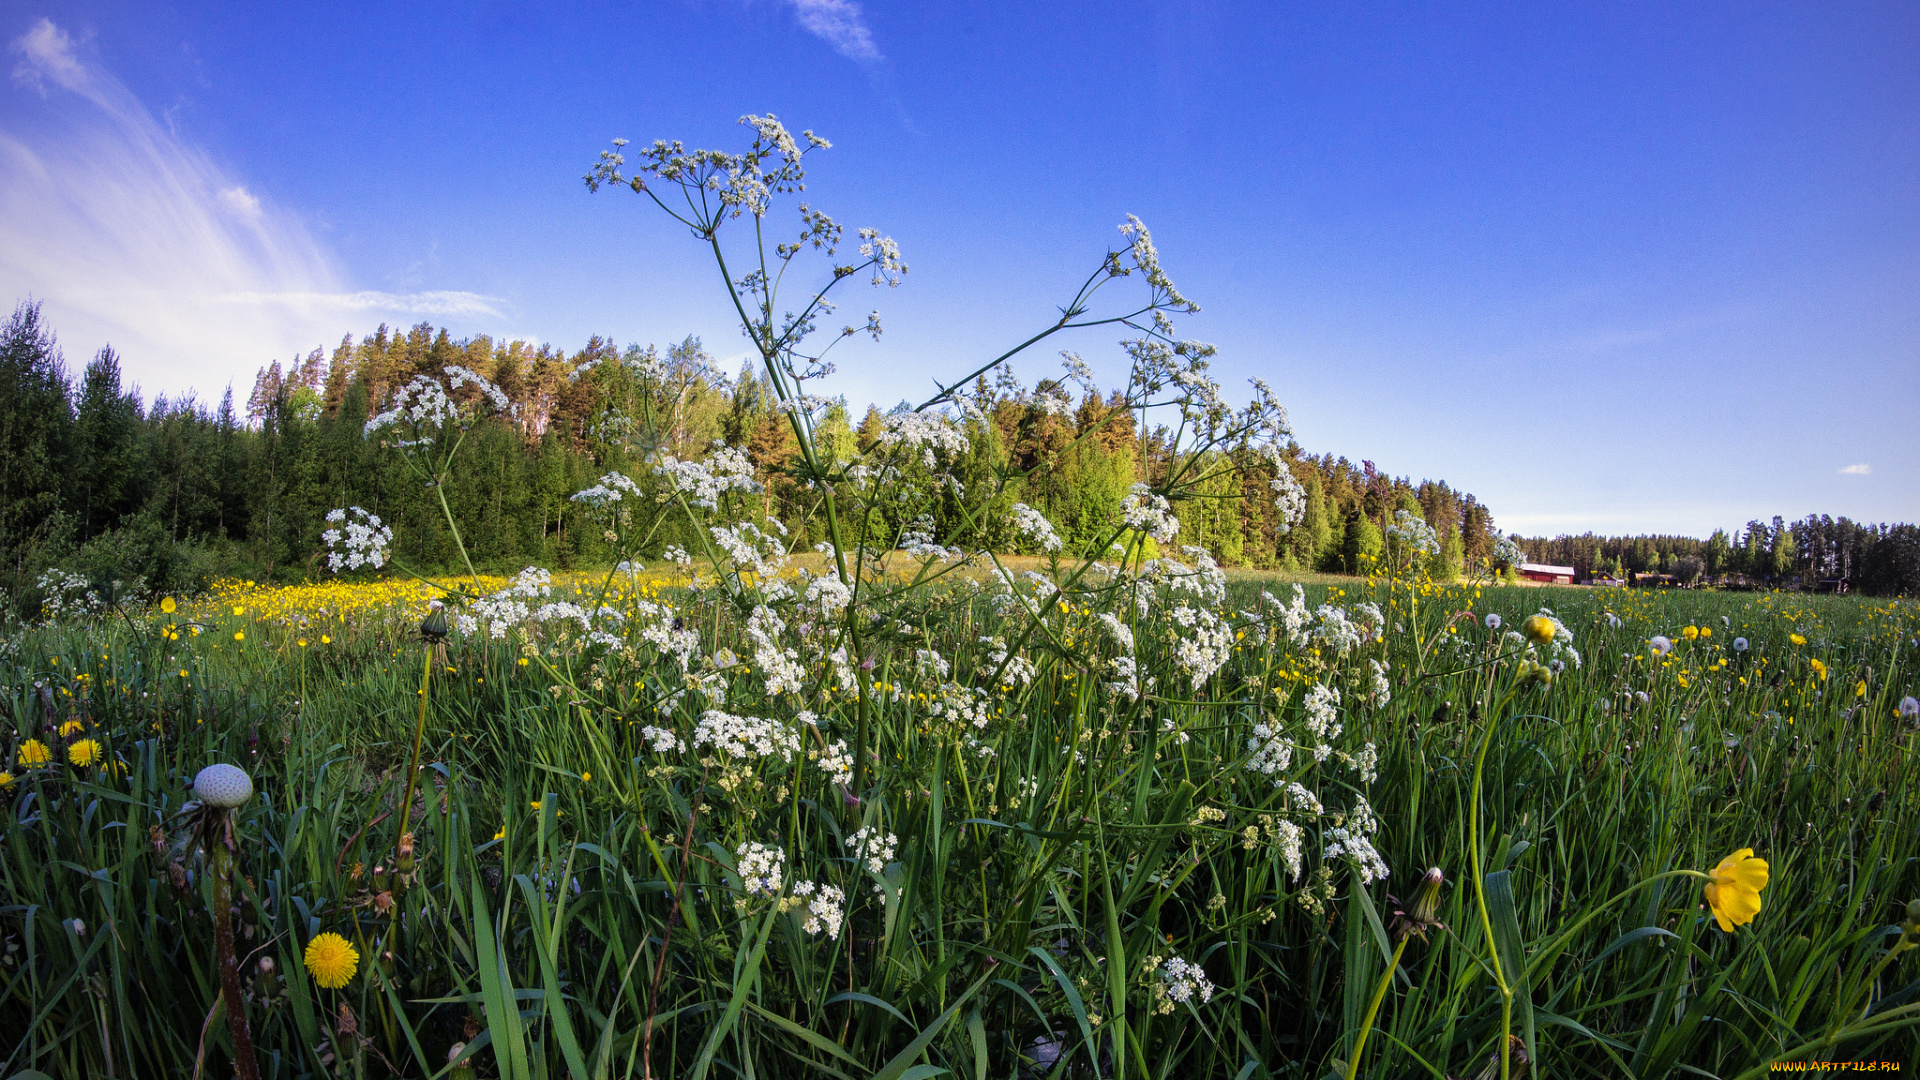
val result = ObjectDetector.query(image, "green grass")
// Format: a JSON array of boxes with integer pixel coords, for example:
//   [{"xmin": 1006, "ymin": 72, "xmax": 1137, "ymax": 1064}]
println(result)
[{"xmin": 2, "ymin": 574, "xmax": 1917, "ymax": 1079}]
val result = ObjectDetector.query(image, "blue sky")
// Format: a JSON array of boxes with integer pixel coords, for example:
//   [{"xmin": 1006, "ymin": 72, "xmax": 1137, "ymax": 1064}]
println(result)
[{"xmin": 3, "ymin": 1, "xmax": 1915, "ymax": 537}]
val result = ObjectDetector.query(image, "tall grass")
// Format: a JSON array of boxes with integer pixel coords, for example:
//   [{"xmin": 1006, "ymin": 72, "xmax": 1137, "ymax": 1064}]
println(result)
[{"xmin": 3, "ymin": 577, "xmax": 1916, "ymax": 1078}]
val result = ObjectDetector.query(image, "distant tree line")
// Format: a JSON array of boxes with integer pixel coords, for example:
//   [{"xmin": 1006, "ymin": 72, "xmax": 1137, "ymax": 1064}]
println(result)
[
  {"xmin": 0, "ymin": 300, "xmax": 1510, "ymax": 614},
  {"xmin": 1515, "ymin": 516, "xmax": 1919, "ymax": 596}
]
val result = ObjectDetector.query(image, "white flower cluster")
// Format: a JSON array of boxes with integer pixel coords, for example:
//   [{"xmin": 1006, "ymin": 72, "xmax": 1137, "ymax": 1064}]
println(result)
[
  {"xmin": 1369, "ymin": 659, "xmax": 1392, "ymax": 705},
  {"xmin": 1492, "ymin": 534, "xmax": 1525, "ymax": 568},
  {"xmin": 1384, "ymin": 509, "xmax": 1439, "ymax": 560},
  {"xmin": 364, "ymin": 374, "xmax": 458, "ymax": 441},
  {"xmin": 457, "ymin": 567, "xmax": 553, "ymax": 638},
  {"xmin": 847, "ymin": 827, "xmax": 898, "ymax": 875},
  {"xmin": 789, "ymin": 881, "xmax": 846, "ymax": 939},
  {"xmin": 1010, "ymin": 503, "xmax": 1063, "ymax": 553},
  {"xmin": 710, "ymin": 522, "xmax": 789, "ymax": 582},
  {"xmin": 1304, "ymin": 681, "xmax": 1342, "ymax": 758},
  {"xmin": 926, "ymin": 682, "xmax": 993, "ymax": 730},
  {"xmin": 803, "ymin": 573, "xmax": 853, "ymax": 616},
  {"xmin": 693, "ymin": 709, "xmax": 801, "ymax": 762},
  {"xmin": 876, "ymin": 412, "xmax": 968, "ymax": 470},
  {"xmin": 444, "ymin": 365, "xmax": 513, "ymax": 414},
  {"xmin": 1324, "ymin": 824, "xmax": 1390, "ymax": 885},
  {"xmin": 1120, "ymin": 484, "xmax": 1180, "ymax": 545},
  {"xmin": 641, "ymin": 725, "xmax": 683, "ymax": 753},
  {"xmin": 735, "ymin": 841, "xmax": 784, "ymax": 898},
  {"xmin": 814, "ymin": 739, "xmax": 853, "ymax": 787},
  {"xmin": 1169, "ymin": 605, "xmax": 1233, "ymax": 690},
  {"xmin": 979, "ymin": 636, "xmax": 1036, "ymax": 688},
  {"xmin": 655, "ymin": 443, "xmax": 761, "ymax": 512},
  {"xmin": 36, "ymin": 570, "xmax": 103, "ymax": 621},
  {"xmin": 1244, "ymin": 719, "xmax": 1294, "ymax": 782},
  {"xmin": 322, "ymin": 507, "xmax": 394, "ymax": 572},
  {"xmin": 1150, "ymin": 955, "xmax": 1215, "ymax": 1014},
  {"xmin": 746, "ymin": 605, "xmax": 807, "ymax": 696},
  {"xmin": 633, "ymin": 599, "xmax": 700, "ymax": 671},
  {"xmin": 1274, "ymin": 819, "xmax": 1305, "ymax": 881},
  {"xmin": 571, "ymin": 471, "xmax": 642, "ymax": 510},
  {"xmin": 1352, "ymin": 741, "xmax": 1379, "ymax": 784},
  {"xmin": 1269, "ymin": 465, "xmax": 1306, "ymax": 535},
  {"xmin": 1282, "ymin": 782, "xmax": 1323, "ymax": 818}
]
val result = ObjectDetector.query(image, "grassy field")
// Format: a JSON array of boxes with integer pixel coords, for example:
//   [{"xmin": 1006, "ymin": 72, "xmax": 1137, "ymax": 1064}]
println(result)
[{"xmin": 3, "ymin": 567, "xmax": 1918, "ymax": 1079}]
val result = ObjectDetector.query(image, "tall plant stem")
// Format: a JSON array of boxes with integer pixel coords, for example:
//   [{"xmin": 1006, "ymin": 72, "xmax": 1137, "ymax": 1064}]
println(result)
[
  {"xmin": 210, "ymin": 814, "xmax": 261, "ymax": 1080},
  {"xmin": 1345, "ymin": 936, "xmax": 1410, "ymax": 1080},
  {"xmin": 395, "ymin": 643, "xmax": 433, "ymax": 866},
  {"xmin": 1468, "ymin": 692, "xmax": 1515, "ymax": 1080}
]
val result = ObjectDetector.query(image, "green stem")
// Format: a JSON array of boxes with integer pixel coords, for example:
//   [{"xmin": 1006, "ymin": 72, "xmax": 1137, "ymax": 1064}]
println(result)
[
  {"xmin": 394, "ymin": 642, "xmax": 433, "ymax": 871},
  {"xmin": 433, "ymin": 481, "xmax": 482, "ymax": 593},
  {"xmin": 1467, "ymin": 690, "xmax": 1514, "ymax": 1080},
  {"xmin": 1345, "ymin": 936, "xmax": 1410, "ymax": 1080}
]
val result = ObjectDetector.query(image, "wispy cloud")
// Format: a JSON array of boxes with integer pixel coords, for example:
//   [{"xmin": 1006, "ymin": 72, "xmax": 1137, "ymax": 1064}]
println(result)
[
  {"xmin": 1, "ymin": 19, "xmax": 498, "ymax": 396},
  {"xmin": 784, "ymin": 0, "xmax": 881, "ymax": 62},
  {"xmin": 1839, "ymin": 463, "xmax": 1872, "ymax": 475}
]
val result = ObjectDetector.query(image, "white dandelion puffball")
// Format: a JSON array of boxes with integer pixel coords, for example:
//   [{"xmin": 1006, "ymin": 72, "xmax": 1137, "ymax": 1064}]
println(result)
[{"xmin": 194, "ymin": 763, "xmax": 254, "ymax": 808}]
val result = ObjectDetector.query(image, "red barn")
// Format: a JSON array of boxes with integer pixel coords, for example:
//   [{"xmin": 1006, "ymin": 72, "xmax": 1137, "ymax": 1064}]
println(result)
[{"xmin": 1518, "ymin": 562, "xmax": 1576, "ymax": 584}]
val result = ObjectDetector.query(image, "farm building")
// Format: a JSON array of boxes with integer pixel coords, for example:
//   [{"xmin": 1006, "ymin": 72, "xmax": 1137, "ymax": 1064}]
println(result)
[{"xmin": 1518, "ymin": 562, "xmax": 1577, "ymax": 584}]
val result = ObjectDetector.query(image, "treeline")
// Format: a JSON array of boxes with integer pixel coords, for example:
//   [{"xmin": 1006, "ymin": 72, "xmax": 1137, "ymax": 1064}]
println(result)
[
  {"xmin": 0, "ymin": 301, "xmax": 1508, "ymax": 612},
  {"xmin": 1516, "ymin": 516, "xmax": 1920, "ymax": 596}
]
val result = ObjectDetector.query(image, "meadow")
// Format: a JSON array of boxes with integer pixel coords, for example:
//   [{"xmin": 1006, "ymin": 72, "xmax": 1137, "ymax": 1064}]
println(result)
[
  {"xmin": 3, "ymin": 566, "xmax": 1917, "ymax": 1079},
  {"xmin": 6, "ymin": 115, "xmax": 1919, "ymax": 1080}
]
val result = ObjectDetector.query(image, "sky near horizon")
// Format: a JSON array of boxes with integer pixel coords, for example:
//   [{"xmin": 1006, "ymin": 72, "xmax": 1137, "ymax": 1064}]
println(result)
[{"xmin": 3, "ymin": 1, "xmax": 1915, "ymax": 538}]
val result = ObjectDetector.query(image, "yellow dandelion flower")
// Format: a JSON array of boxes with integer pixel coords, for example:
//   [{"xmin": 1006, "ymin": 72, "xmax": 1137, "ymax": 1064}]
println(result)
[
  {"xmin": 1702, "ymin": 848, "xmax": 1769, "ymax": 932},
  {"xmin": 67, "ymin": 738, "xmax": 102, "ymax": 768},
  {"xmin": 1522, "ymin": 615, "xmax": 1555, "ymax": 644},
  {"xmin": 0, "ymin": 771, "xmax": 13, "ymax": 788},
  {"xmin": 304, "ymin": 932, "xmax": 359, "ymax": 989},
  {"xmin": 17, "ymin": 740, "xmax": 52, "ymax": 768},
  {"xmin": 1855, "ymin": 680, "xmax": 1867, "ymax": 698},
  {"xmin": 234, "ymin": 631, "xmax": 244, "ymax": 642},
  {"xmin": 58, "ymin": 720, "xmax": 85, "ymax": 737}
]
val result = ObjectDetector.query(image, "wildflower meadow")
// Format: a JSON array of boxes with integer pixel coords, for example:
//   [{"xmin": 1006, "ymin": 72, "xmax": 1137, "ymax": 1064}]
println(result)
[{"xmin": 3, "ymin": 117, "xmax": 1919, "ymax": 1079}]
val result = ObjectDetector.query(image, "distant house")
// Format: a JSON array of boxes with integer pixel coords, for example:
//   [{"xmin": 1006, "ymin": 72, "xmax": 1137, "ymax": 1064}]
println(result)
[{"xmin": 1518, "ymin": 562, "xmax": 1576, "ymax": 585}]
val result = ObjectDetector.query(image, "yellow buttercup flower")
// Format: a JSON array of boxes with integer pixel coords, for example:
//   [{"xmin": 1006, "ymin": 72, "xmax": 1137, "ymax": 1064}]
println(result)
[
  {"xmin": 17, "ymin": 740, "xmax": 52, "ymax": 768},
  {"xmin": 67, "ymin": 739, "xmax": 102, "ymax": 768},
  {"xmin": 1809, "ymin": 658, "xmax": 1828, "ymax": 681},
  {"xmin": 160, "ymin": 596, "xmax": 177, "ymax": 614},
  {"xmin": 1703, "ymin": 848, "xmax": 1769, "ymax": 931},
  {"xmin": 1789, "ymin": 633, "xmax": 1806, "ymax": 646},
  {"xmin": 1682, "ymin": 625, "xmax": 1699, "ymax": 640},
  {"xmin": 305, "ymin": 932, "xmax": 360, "ymax": 989}
]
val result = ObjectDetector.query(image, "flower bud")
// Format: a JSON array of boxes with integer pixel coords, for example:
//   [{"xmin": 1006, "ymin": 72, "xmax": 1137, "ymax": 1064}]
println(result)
[
  {"xmin": 420, "ymin": 601, "xmax": 448, "ymax": 641},
  {"xmin": 1522, "ymin": 614, "xmax": 1555, "ymax": 644},
  {"xmin": 1412, "ymin": 867, "xmax": 1445, "ymax": 925}
]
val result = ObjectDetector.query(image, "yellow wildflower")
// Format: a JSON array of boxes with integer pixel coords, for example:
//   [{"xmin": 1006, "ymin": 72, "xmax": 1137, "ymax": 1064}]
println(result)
[
  {"xmin": 1790, "ymin": 633, "xmax": 1806, "ymax": 646},
  {"xmin": 160, "ymin": 596, "xmax": 177, "ymax": 614},
  {"xmin": 304, "ymin": 932, "xmax": 359, "ymax": 989},
  {"xmin": 67, "ymin": 739, "xmax": 102, "ymax": 768},
  {"xmin": 1809, "ymin": 658, "xmax": 1828, "ymax": 681},
  {"xmin": 0, "ymin": 771, "xmax": 12, "ymax": 788},
  {"xmin": 1682, "ymin": 625, "xmax": 1699, "ymax": 640},
  {"xmin": 58, "ymin": 720, "xmax": 85, "ymax": 738},
  {"xmin": 17, "ymin": 740, "xmax": 52, "ymax": 768},
  {"xmin": 1522, "ymin": 615, "xmax": 1555, "ymax": 644},
  {"xmin": 1703, "ymin": 848, "xmax": 1769, "ymax": 932}
]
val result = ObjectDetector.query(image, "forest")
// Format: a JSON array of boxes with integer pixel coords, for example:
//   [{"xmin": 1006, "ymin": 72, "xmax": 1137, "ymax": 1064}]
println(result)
[
  {"xmin": 5, "ymin": 298, "xmax": 1914, "ymax": 613},
  {"xmin": 0, "ymin": 300, "xmax": 1500, "ymax": 611}
]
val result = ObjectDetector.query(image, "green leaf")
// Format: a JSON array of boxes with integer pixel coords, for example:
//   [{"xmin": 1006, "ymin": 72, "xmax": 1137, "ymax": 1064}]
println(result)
[{"xmin": 1484, "ymin": 869, "xmax": 1536, "ymax": 1064}]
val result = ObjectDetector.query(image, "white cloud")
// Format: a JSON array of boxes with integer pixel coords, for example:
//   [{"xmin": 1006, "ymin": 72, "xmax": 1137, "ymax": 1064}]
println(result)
[
  {"xmin": 1, "ymin": 19, "xmax": 499, "ymax": 397},
  {"xmin": 784, "ymin": 0, "xmax": 881, "ymax": 62},
  {"xmin": 216, "ymin": 290, "xmax": 504, "ymax": 317},
  {"xmin": 220, "ymin": 185, "xmax": 262, "ymax": 217},
  {"xmin": 1839, "ymin": 463, "xmax": 1871, "ymax": 475}
]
